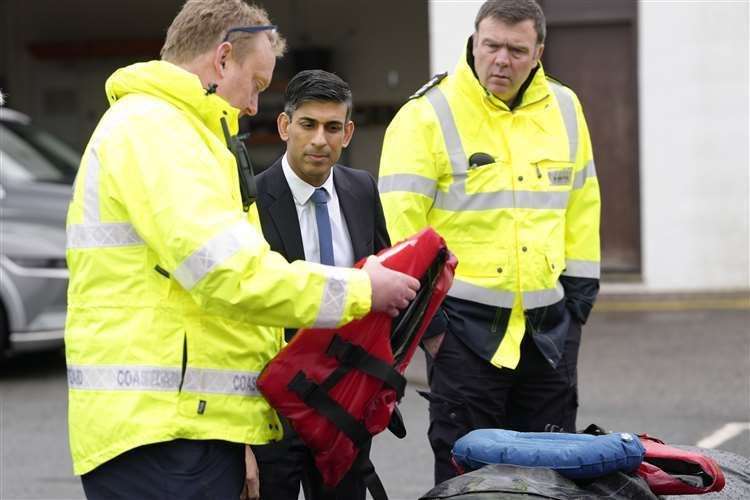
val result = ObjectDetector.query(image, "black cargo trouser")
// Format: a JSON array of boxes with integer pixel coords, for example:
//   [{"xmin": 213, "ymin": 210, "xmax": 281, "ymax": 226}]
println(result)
[
  {"xmin": 81, "ymin": 439, "xmax": 245, "ymax": 500},
  {"xmin": 424, "ymin": 317, "xmax": 582, "ymax": 485}
]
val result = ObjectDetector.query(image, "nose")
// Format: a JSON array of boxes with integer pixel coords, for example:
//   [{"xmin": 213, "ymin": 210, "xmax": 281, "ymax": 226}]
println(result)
[
  {"xmin": 494, "ymin": 47, "xmax": 510, "ymax": 67},
  {"xmin": 311, "ymin": 125, "xmax": 326, "ymax": 147},
  {"xmin": 246, "ymin": 92, "xmax": 259, "ymax": 116}
]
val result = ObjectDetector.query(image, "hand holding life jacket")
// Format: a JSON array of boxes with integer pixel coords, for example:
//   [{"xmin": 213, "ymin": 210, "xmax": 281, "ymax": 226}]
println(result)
[{"xmin": 257, "ymin": 228, "xmax": 457, "ymax": 498}]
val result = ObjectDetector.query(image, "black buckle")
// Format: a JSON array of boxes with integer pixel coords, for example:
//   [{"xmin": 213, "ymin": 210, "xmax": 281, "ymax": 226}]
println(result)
[
  {"xmin": 327, "ymin": 334, "xmax": 364, "ymax": 366},
  {"xmin": 289, "ymin": 371, "xmax": 318, "ymax": 402}
]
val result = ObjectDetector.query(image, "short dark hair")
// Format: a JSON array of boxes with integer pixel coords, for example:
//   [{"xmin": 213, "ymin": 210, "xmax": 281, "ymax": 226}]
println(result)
[
  {"xmin": 283, "ymin": 70, "xmax": 353, "ymax": 120},
  {"xmin": 475, "ymin": 0, "xmax": 546, "ymax": 44}
]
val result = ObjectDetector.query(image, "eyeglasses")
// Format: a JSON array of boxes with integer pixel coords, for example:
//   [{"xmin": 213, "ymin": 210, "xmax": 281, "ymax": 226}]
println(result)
[{"xmin": 222, "ymin": 25, "xmax": 277, "ymax": 43}]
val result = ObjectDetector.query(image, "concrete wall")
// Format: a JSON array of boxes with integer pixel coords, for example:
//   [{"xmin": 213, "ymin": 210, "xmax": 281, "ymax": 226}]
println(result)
[
  {"xmin": 428, "ymin": 0, "xmax": 750, "ymax": 291},
  {"xmin": 4, "ymin": 0, "xmax": 747, "ymax": 291},
  {"xmin": 429, "ymin": 0, "xmax": 481, "ymax": 74},
  {"xmin": 638, "ymin": 0, "xmax": 749, "ymax": 291}
]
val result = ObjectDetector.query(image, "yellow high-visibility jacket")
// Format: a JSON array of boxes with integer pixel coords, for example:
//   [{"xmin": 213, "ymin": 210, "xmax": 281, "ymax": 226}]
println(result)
[
  {"xmin": 65, "ymin": 61, "xmax": 371, "ymax": 475},
  {"xmin": 379, "ymin": 52, "xmax": 600, "ymax": 370}
]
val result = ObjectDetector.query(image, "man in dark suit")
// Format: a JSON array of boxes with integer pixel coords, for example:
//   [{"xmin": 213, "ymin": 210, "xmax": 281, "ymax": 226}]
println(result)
[{"xmin": 251, "ymin": 70, "xmax": 390, "ymax": 500}]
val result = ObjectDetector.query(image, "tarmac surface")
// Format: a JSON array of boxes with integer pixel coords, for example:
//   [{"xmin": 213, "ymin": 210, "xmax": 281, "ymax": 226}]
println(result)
[{"xmin": 1, "ymin": 295, "xmax": 748, "ymax": 499}]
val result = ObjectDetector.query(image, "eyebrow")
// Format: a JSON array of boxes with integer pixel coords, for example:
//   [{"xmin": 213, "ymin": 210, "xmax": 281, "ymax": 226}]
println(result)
[
  {"xmin": 298, "ymin": 116, "xmax": 345, "ymax": 126},
  {"xmin": 482, "ymin": 38, "xmax": 530, "ymax": 52}
]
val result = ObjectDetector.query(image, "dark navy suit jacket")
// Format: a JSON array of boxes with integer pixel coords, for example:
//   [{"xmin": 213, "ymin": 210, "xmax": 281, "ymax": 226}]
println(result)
[{"xmin": 254, "ymin": 157, "xmax": 390, "ymax": 340}]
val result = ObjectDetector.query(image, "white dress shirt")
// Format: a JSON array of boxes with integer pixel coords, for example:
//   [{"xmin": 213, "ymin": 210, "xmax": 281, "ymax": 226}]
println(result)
[{"xmin": 281, "ymin": 154, "xmax": 355, "ymax": 267}]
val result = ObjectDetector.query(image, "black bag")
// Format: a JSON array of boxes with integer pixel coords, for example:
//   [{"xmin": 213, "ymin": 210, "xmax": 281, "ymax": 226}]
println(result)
[{"xmin": 419, "ymin": 464, "xmax": 658, "ymax": 500}]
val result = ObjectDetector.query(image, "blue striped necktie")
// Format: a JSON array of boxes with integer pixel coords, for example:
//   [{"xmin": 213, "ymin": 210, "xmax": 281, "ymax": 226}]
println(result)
[{"xmin": 311, "ymin": 187, "xmax": 335, "ymax": 266}]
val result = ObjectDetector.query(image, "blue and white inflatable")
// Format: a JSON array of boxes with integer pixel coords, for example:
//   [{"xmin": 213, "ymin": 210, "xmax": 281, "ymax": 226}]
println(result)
[{"xmin": 452, "ymin": 429, "xmax": 645, "ymax": 480}]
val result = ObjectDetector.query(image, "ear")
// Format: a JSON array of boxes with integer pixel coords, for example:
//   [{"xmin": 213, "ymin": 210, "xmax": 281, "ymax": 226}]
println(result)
[
  {"xmin": 213, "ymin": 41, "xmax": 233, "ymax": 78},
  {"xmin": 534, "ymin": 43, "xmax": 545, "ymax": 64},
  {"xmin": 342, "ymin": 120, "xmax": 355, "ymax": 148},
  {"xmin": 277, "ymin": 112, "xmax": 290, "ymax": 141},
  {"xmin": 471, "ymin": 32, "xmax": 482, "ymax": 62}
]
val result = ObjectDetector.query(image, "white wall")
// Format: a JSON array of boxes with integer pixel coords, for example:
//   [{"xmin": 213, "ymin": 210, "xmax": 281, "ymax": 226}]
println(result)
[
  {"xmin": 429, "ymin": 0, "xmax": 750, "ymax": 291},
  {"xmin": 429, "ymin": 0, "xmax": 482, "ymax": 74},
  {"xmin": 639, "ymin": 0, "xmax": 749, "ymax": 291}
]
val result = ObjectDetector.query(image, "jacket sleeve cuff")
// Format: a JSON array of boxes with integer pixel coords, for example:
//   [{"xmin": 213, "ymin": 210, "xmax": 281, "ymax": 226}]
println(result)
[
  {"xmin": 342, "ymin": 268, "xmax": 372, "ymax": 323},
  {"xmin": 566, "ymin": 299, "xmax": 591, "ymax": 324},
  {"xmin": 561, "ymin": 275, "xmax": 600, "ymax": 324}
]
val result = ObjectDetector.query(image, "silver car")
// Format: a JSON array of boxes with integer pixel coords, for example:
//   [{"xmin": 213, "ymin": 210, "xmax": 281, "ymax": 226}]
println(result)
[{"xmin": 0, "ymin": 107, "xmax": 79, "ymax": 357}]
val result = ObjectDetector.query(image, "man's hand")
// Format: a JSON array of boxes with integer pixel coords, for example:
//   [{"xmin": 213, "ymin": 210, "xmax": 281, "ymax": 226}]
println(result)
[
  {"xmin": 240, "ymin": 445, "xmax": 259, "ymax": 500},
  {"xmin": 363, "ymin": 256, "xmax": 420, "ymax": 317}
]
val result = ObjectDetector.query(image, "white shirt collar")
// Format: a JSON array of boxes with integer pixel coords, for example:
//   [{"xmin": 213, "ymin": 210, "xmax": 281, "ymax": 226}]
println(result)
[{"xmin": 281, "ymin": 153, "xmax": 334, "ymax": 206}]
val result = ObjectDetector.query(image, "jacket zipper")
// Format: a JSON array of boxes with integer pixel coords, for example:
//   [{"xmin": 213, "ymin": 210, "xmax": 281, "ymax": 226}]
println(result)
[{"xmin": 490, "ymin": 307, "xmax": 504, "ymax": 334}]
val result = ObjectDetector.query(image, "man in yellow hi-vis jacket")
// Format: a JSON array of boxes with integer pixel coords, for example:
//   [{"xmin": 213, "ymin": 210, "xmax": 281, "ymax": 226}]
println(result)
[
  {"xmin": 379, "ymin": 0, "xmax": 600, "ymax": 485},
  {"xmin": 64, "ymin": 1, "xmax": 418, "ymax": 498}
]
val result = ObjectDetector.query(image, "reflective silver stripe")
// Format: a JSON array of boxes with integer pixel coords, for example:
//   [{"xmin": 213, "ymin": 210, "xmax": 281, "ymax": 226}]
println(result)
[
  {"xmin": 67, "ymin": 108, "xmax": 145, "ymax": 249},
  {"xmin": 182, "ymin": 367, "xmax": 260, "ymax": 397},
  {"xmin": 313, "ymin": 266, "xmax": 350, "ymax": 328},
  {"xmin": 80, "ymin": 117, "xmax": 121, "ymax": 225},
  {"xmin": 425, "ymin": 86, "xmax": 571, "ymax": 213},
  {"xmin": 425, "ymin": 88, "xmax": 469, "ymax": 176},
  {"xmin": 67, "ymin": 364, "xmax": 182, "ymax": 391},
  {"xmin": 435, "ymin": 187, "xmax": 569, "ymax": 211},
  {"xmin": 172, "ymin": 222, "xmax": 253, "ymax": 291},
  {"xmin": 435, "ymin": 186, "xmax": 511, "ymax": 211},
  {"xmin": 522, "ymin": 281, "xmax": 565, "ymax": 309},
  {"xmin": 516, "ymin": 191, "xmax": 569, "ymax": 210},
  {"xmin": 448, "ymin": 280, "xmax": 565, "ymax": 309},
  {"xmin": 572, "ymin": 160, "xmax": 597, "ymax": 190},
  {"xmin": 67, "ymin": 223, "xmax": 145, "ymax": 249},
  {"xmin": 549, "ymin": 82, "xmax": 579, "ymax": 163},
  {"xmin": 378, "ymin": 173, "xmax": 437, "ymax": 199},
  {"xmin": 448, "ymin": 279, "xmax": 515, "ymax": 308},
  {"xmin": 562, "ymin": 259, "xmax": 601, "ymax": 279},
  {"xmin": 83, "ymin": 149, "xmax": 101, "ymax": 222}
]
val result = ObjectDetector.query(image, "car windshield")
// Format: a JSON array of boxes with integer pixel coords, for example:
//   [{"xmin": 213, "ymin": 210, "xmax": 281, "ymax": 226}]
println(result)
[{"xmin": 0, "ymin": 119, "xmax": 80, "ymax": 184}]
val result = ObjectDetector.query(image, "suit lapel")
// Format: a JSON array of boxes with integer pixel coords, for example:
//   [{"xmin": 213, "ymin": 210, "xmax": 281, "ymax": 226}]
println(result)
[
  {"xmin": 334, "ymin": 167, "xmax": 369, "ymax": 261},
  {"xmin": 266, "ymin": 163, "xmax": 306, "ymax": 262}
]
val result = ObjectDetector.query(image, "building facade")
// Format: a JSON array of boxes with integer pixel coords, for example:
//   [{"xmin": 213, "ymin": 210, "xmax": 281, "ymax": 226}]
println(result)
[{"xmin": 1, "ymin": 0, "xmax": 747, "ymax": 291}]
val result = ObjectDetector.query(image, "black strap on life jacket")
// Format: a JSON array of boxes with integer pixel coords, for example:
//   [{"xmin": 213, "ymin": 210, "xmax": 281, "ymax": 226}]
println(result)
[
  {"xmin": 288, "ymin": 338, "xmax": 406, "ymax": 500},
  {"xmin": 288, "ymin": 334, "xmax": 407, "ymax": 446},
  {"xmin": 326, "ymin": 335, "xmax": 406, "ymax": 399},
  {"xmin": 354, "ymin": 448, "xmax": 389, "ymax": 500},
  {"xmin": 288, "ymin": 370, "xmax": 373, "ymax": 446}
]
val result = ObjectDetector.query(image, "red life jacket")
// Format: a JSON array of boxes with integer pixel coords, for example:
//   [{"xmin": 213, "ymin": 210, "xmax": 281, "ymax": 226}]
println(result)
[
  {"xmin": 257, "ymin": 228, "xmax": 457, "ymax": 499},
  {"xmin": 637, "ymin": 434, "xmax": 726, "ymax": 495},
  {"xmin": 581, "ymin": 424, "xmax": 727, "ymax": 496}
]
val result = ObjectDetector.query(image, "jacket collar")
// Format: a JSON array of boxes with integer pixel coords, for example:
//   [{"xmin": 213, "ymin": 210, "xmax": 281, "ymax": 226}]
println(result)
[
  {"xmin": 281, "ymin": 153, "xmax": 335, "ymax": 206},
  {"xmin": 104, "ymin": 60, "xmax": 240, "ymax": 140}
]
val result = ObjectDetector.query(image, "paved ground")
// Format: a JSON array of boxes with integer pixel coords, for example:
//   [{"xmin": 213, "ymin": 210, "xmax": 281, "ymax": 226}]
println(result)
[
  {"xmin": 373, "ymin": 306, "xmax": 750, "ymax": 499},
  {"xmin": 1, "ymin": 302, "xmax": 748, "ymax": 499}
]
